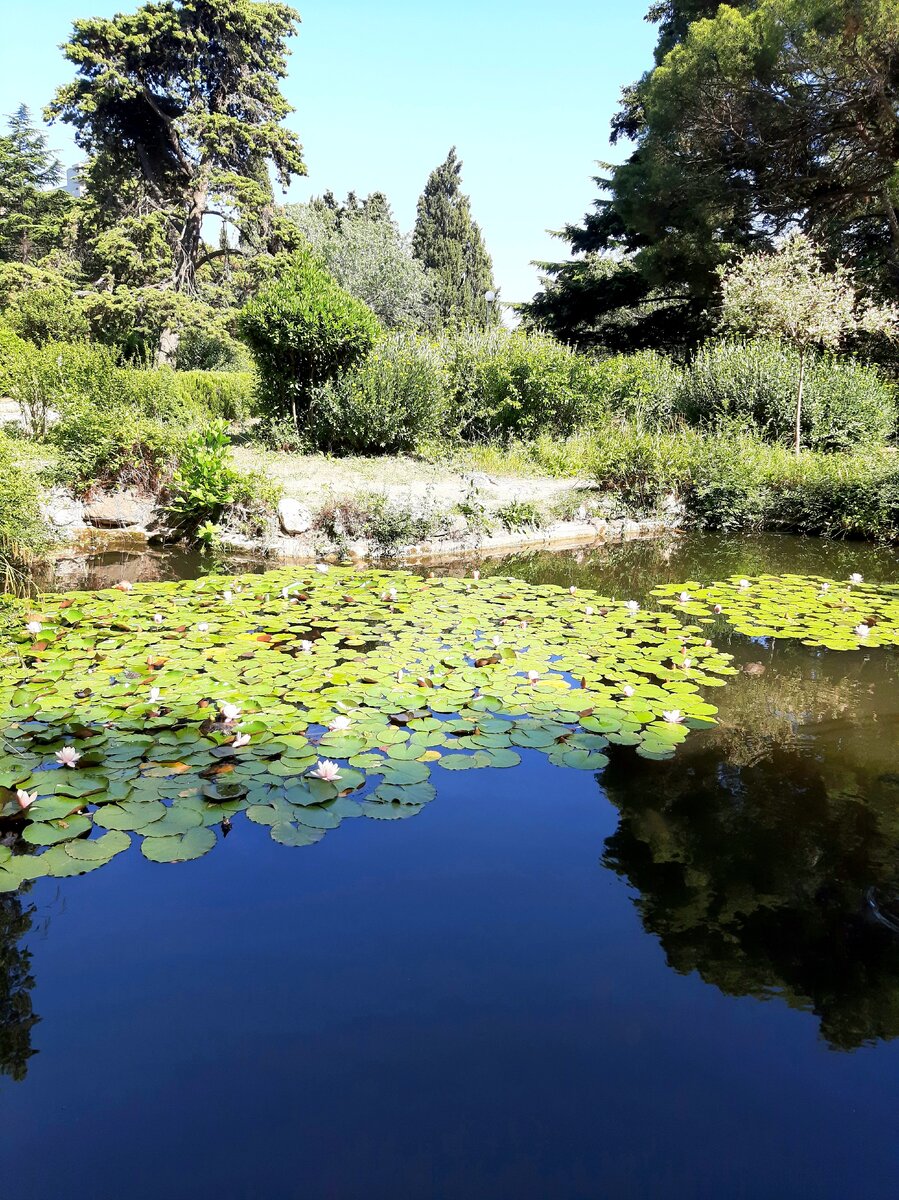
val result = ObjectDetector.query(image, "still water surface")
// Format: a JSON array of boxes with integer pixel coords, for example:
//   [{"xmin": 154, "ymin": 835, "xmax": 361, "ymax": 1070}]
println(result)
[{"xmin": 5, "ymin": 534, "xmax": 899, "ymax": 1199}]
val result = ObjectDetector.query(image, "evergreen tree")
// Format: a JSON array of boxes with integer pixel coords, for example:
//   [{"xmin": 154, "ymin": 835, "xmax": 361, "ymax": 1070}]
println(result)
[
  {"xmin": 0, "ymin": 106, "xmax": 72, "ymax": 264},
  {"xmin": 412, "ymin": 148, "xmax": 497, "ymax": 328}
]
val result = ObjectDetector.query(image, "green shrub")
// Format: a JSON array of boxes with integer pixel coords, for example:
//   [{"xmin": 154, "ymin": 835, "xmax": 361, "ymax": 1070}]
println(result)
[
  {"xmin": 0, "ymin": 322, "xmax": 28, "ymax": 397},
  {"xmin": 5, "ymin": 342, "xmax": 120, "ymax": 438},
  {"xmin": 591, "ymin": 350, "xmax": 681, "ymax": 427},
  {"xmin": 676, "ymin": 340, "xmax": 894, "ymax": 451},
  {"xmin": 443, "ymin": 329, "xmax": 608, "ymax": 441},
  {"xmin": 309, "ymin": 333, "xmax": 446, "ymax": 453},
  {"xmin": 174, "ymin": 371, "xmax": 257, "ymax": 422},
  {"xmin": 0, "ymin": 430, "xmax": 47, "ymax": 558},
  {"xmin": 239, "ymin": 250, "xmax": 382, "ymax": 425},
  {"xmin": 51, "ymin": 405, "xmax": 184, "ymax": 493}
]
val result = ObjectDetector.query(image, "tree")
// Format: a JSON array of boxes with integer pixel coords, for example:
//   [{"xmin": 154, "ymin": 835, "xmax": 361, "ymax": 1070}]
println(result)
[
  {"xmin": 719, "ymin": 234, "xmax": 898, "ymax": 453},
  {"xmin": 285, "ymin": 193, "xmax": 435, "ymax": 329},
  {"xmin": 525, "ymin": 0, "xmax": 899, "ymax": 353},
  {"xmin": 0, "ymin": 106, "xmax": 73, "ymax": 264},
  {"xmin": 412, "ymin": 148, "xmax": 497, "ymax": 329},
  {"xmin": 46, "ymin": 0, "xmax": 305, "ymax": 294}
]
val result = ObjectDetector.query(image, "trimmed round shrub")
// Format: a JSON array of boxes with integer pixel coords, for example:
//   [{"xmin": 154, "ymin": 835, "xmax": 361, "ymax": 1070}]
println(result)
[
  {"xmin": 309, "ymin": 333, "xmax": 447, "ymax": 454},
  {"xmin": 239, "ymin": 251, "xmax": 382, "ymax": 425}
]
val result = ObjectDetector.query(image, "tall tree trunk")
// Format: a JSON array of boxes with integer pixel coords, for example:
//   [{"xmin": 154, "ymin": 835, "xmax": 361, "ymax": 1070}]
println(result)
[
  {"xmin": 794, "ymin": 349, "xmax": 806, "ymax": 455},
  {"xmin": 174, "ymin": 180, "xmax": 208, "ymax": 293}
]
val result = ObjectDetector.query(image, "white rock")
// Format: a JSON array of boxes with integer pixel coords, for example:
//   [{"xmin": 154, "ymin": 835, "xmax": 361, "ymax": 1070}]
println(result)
[{"xmin": 278, "ymin": 498, "xmax": 312, "ymax": 535}]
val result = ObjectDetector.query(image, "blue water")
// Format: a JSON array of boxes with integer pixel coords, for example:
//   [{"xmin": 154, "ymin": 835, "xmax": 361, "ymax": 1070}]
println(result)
[{"xmin": 5, "ymin": 534, "xmax": 899, "ymax": 1199}]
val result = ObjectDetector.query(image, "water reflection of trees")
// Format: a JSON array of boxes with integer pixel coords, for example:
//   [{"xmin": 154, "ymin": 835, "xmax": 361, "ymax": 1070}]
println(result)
[
  {"xmin": 600, "ymin": 660, "xmax": 899, "ymax": 1051},
  {"xmin": 0, "ymin": 890, "xmax": 38, "ymax": 1081}
]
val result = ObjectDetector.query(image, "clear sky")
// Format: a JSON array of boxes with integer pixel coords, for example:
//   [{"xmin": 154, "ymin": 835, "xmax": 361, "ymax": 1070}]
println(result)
[{"xmin": 0, "ymin": 0, "xmax": 655, "ymax": 304}]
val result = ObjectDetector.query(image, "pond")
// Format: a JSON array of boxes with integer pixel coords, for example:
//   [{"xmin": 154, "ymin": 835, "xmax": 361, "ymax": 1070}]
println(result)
[{"xmin": 4, "ymin": 533, "xmax": 899, "ymax": 1199}]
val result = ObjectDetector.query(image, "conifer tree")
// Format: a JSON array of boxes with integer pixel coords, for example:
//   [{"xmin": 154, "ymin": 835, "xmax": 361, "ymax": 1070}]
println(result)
[{"xmin": 412, "ymin": 148, "xmax": 497, "ymax": 328}]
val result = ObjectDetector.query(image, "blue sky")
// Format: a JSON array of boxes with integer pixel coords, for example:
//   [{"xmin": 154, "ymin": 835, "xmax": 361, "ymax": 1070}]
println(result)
[{"xmin": 0, "ymin": 0, "xmax": 655, "ymax": 303}]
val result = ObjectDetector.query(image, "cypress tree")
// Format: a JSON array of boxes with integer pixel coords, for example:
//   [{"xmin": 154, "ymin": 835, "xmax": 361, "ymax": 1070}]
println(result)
[{"xmin": 412, "ymin": 148, "xmax": 497, "ymax": 328}]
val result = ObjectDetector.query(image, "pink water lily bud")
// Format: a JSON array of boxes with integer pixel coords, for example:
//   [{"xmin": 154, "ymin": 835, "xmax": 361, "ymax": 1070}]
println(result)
[
  {"xmin": 25, "ymin": 621, "xmax": 42, "ymax": 636},
  {"xmin": 713, "ymin": 604, "xmax": 723, "ymax": 614},
  {"xmin": 55, "ymin": 746, "xmax": 82, "ymax": 768},
  {"xmin": 16, "ymin": 789, "xmax": 37, "ymax": 810},
  {"xmin": 309, "ymin": 759, "xmax": 342, "ymax": 782},
  {"xmin": 682, "ymin": 658, "xmax": 692, "ymax": 670}
]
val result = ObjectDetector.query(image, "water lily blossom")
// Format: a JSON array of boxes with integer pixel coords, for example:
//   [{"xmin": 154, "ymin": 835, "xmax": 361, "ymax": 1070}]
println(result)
[
  {"xmin": 115, "ymin": 580, "xmax": 133, "ymax": 592},
  {"xmin": 300, "ymin": 639, "xmax": 313, "ymax": 653},
  {"xmin": 527, "ymin": 670, "xmax": 540, "ymax": 684},
  {"xmin": 472, "ymin": 569, "xmax": 480, "ymax": 581},
  {"xmin": 55, "ymin": 746, "xmax": 82, "ymax": 768},
  {"xmin": 678, "ymin": 592, "xmax": 691, "ymax": 604},
  {"xmin": 25, "ymin": 621, "xmax": 42, "ymax": 636},
  {"xmin": 232, "ymin": 733, "xmax": 251, "ymax": 749},
  {"xmin": 622, "ymin": 685, "xmax": 635, "ymax": 698},
  {"xmin": 855, "ymin": 624, "xmax": 870, "ymax": 638},
  {"xmin": 15, "ymin": 789, "xmax": 37, "ymax": 810},
  {"xmin": 196, "ymin": 622, "xmax": 209, "ymax": 633},
  {"xmin": 315, "ymin": 564, "xmax": 329, "ymax": 574},
  {"xmin": 713, "ymin": 604, "xmax": 723, "ymax": 614},
  {"xmin": 222, "ymin": 590, "xmax": 234, "ymax": 603},
  {"xmin": 152, "ymin": 613, "xmax": 163, "ymax": 625},
  {"xmin": 585, "ymin": 606, "xmax": 594, "ymax": 616},
  {"xmin": 626, "ymin": 601, "xmax": 639, "ymax": 613},
  {"xmin": 850, "ymin": 573, "xmax": 863, "ymax": 585},
  {"xmin": 220, "ymin": 703, "xmax": 242, "ymax": 724},
  {"xmin": 682, "ymin": 658, "xmax": 692, "ymax": 670},
  {"xmin": 149, "ymin": 687, "xmax": 161, "ymax": 702},
  {"xmin": 328, "ymin": 715, "xmax": 353, "ymax": 732},
  {"xmin": 739, "ymin": 579, "xmax": 751, "ymax": 589},
  {"xmin": 491, "ymin": 635, "xmax": 503, "ymax": 647},
  {"xmin": 569, "ymin": 586, "xmax": 577, "ymax": 595},
  {"xmin": 662, "ymin": 710, "xmax": 683, "ymax": 724},
  {"xmin": 309, "ymin": 759, "xmax": 342, "ymax": 782}
]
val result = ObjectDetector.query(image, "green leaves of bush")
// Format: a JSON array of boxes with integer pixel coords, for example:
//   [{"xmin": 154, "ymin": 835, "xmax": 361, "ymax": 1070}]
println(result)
[{"xmin": 239, "ymin": 251, "xmax": 382, "ymax": 425}]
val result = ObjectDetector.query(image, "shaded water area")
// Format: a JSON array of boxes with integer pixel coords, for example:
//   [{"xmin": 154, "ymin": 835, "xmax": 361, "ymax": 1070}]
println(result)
[{"xmin": 5, "ymin": 533, "xmax": 899, "ymax": 1198}]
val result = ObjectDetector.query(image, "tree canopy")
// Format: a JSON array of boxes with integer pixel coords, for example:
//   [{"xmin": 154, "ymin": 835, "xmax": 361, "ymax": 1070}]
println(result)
[
  {"xmin": 0, "ymin": 107, "xmax": 73, "ymax": 265},
  {"xmin": 524, "ymin": 0, "xmax": 899, "ymax": 353},
  {"xmin": 46, "ymin": 0, "xmax": 306, "ymax": 293},
  {"xmin": 412, "ymin": 148, "xmax": 497, "ymax": 329}
]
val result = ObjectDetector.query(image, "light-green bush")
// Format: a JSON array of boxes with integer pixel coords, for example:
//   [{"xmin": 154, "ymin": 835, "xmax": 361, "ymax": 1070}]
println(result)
[
  {"xmin": 591, "ymin": 350, "xmax": 681, "ymax": 427},
  {"xmin": 676, "ymin": 340, "xmax": 894, "ymax": 451},
  {"xmin": 174, "ymin": 371, "xmax": 257, "ymax": 422},
  {"xmin": 239, "ymin": 250, "xmax": 382, "ymax": 425},
  {"xmin": 443, "ymin": 329, "xmax": 608, "ymax": 441},
  {"xmin": 309, "ymin": 333, "xmax": 447, "ymax": 454}
]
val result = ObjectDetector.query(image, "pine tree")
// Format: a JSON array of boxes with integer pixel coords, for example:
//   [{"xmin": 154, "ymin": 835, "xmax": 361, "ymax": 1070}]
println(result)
[
  {"xmin": 0, "ymin": 106, "xmax": 72, "ymax": 263},
  {"xmin": 412, "ymin": 148, "xmax": 497, "ymax": 328}
]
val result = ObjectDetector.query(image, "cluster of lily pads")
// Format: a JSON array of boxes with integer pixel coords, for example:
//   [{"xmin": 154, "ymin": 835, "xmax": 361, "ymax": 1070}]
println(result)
[
  {"xmin": 652, "ymin": 573, "xmax": 899, "ymax": 651},
  {"xmin": 0, "ymin": 565, "xmax": 735, "ymax": 889}
]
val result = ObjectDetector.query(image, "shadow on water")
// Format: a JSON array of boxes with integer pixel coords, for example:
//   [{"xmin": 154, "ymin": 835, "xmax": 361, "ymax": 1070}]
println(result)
[{"xmin": 600, "ymin": 635, "xmax": 899, "ymax": 1051}]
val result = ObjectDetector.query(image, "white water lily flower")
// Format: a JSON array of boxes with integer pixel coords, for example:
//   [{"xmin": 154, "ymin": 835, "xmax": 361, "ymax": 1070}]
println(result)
[
  {"xmin": 855, "ymin": 624, "xmax": 870, "ymax": 638},
  {"xmin": 713, "ymin": 604, "xmax": 723, "ymax": 614},
  {"xmin": 569, "ymin": 586, "xmax": 577, "ymax": 595},
  {"xmin": 626, "ymin": 601, "xmax": 639, "ymax": 613},
  {"xmin": 300, "ymin": 639, "xmax": 313, "ymax": 653},
  {"xmin": 309, "ymin": 759, "xmax": 341, "ymax": 782},
  {"xmin": 662, "ymin": 710, "xmax": 683, "ymax": 724},
  {"xmin": 196, "ymin": 622, "xmax": 209, "ymax": 633},
  {"xmin": 25, "ymin": 621, "xmax": 42, "ymax": 636},
  {"xmin": 678, "ymin": 592, "xmax": 691, "ymax": 604},
  {"xmin": 739, "ymin": 579, "xmax": 750, "ymax": 589},
  {"xmin": 315, "ymin": 563, "xmax": 329, "ymax": 574},
  {"xmin": 850, "ymin": 573, "xmax": 863, "ymax": 585},
  {"xmin": 221, "ymin": 703, "xmax": 242, "ymax": 722},
  {"xmin": 328, "ymin": 715, "xmax": 353, "ymax": 732},
  {"xmin": 622, "ymin": 685, "xmax": 635, "ymax": 698},
  {"xmin": 115, "ymin": 580, "xmax": 133, "ymax": 592},
  {"xmin": 16, "ymin": 789, "xmax": 36, "ymax": 810},
  {"xmin": 472, "ymin": 570, "xmax": 480, "ymax": 581},
  {"xmin": 819, "ymin": 583, "xmax": 830, "ymax": 593},
  {"xmin": 149, "ymin": 687, "xmax": 161, "ymax": 703},
  {"xmin": 222, "ymin": 590, "xmax": 234, "ymax": 603},
  {"xmin": 153, "ymin": 613, "xmax": 163, "ymax": 625},
  {"xmin": 232, "ymin": 733, "xmax": 251, "ymax": 749},
  {"xmin": 682, "ymin": 659, "xmax": 692, "ymax": 670},
  {"xmin": 55, "ymin": 746, "xmax": 81, "ymax": 768},
  {"xmin": 491, "ymin": 635, "xmax": 503, "ymax": 647},
  {"xmin": 527, "ymin": 670, "xmax": 540, "ymax": 684},
  {"xmin": 585, "ymin": 607, "xmax": 594, "ymax": 617}
]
